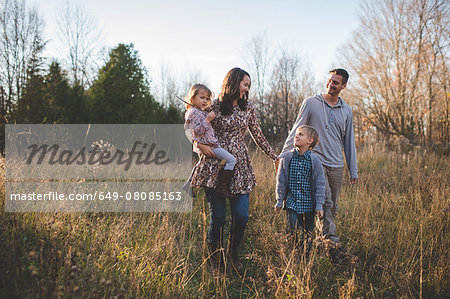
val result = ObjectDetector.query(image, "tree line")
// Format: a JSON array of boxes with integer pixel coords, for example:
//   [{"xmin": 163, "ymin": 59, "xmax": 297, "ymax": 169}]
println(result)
[
  {"xmin": 340, "ymin": 0, "xmax": 448, "ymax": 148},
  {"xmin": 0, "ymin": 0, "xmax": 181, "ymax": 124},
  {"xmin": 0, "ymin": 0, "xmax": 448, "ymax": 153},
  {"xmin": 243, "ymin": 0, "xmax": 448, "ymax": 150},
  {"xmin": 0, "ymin": 0, "xmax": 183, "ymax": 153}
]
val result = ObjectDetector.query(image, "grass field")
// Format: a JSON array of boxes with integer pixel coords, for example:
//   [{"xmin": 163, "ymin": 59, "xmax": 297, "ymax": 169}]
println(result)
[{"xmin": 0, "ymin": 146, "xmax": 449, "ymax": 298}]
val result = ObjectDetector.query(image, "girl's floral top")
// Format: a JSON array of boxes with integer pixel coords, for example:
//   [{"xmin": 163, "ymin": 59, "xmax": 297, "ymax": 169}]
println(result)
[{"xmin": 185, "ymin": 107, "xmax": 219, "ymax": 148}]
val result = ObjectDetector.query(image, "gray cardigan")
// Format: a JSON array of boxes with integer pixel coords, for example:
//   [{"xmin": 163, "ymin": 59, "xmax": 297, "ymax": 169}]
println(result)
[{"xmin": 275, "ymin": 150, "xmax": 326, "ymax": 211}]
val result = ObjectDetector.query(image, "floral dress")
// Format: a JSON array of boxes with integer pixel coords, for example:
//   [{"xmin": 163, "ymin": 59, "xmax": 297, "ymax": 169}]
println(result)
[{"xmin": 190, "ymin": 99, "xmax": 278, "ymax": 194}]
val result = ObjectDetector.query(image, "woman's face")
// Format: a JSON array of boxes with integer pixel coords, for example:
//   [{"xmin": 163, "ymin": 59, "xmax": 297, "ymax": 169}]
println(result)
[{"xmin": 239, "ymin": 75, "xmax": 251, "ymax": 99}]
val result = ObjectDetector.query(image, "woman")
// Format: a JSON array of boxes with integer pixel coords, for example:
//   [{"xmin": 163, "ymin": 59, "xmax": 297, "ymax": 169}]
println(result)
[{"xmin": 191, "ymin": 67, "xmax": 278, "ymax": 271}]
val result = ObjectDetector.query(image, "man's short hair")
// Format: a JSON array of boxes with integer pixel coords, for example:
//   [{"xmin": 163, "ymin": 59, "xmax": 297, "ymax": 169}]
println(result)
[
  {"xmin": 297, "ymin": 125, "xmax": 320, "ymax": 149},
  {"xmin": 329, "ymin": 68, "xmax": 349, "ymax": 84}
]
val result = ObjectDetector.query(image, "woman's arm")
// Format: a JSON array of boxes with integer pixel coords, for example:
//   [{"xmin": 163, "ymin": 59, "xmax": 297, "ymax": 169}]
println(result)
[
  {"xmin": 195, "ymin": 142, "xmax": 215, "ymax": 158},
  {"xmin": 275, "ymin": 157, "xmax": 287, "ymax": 210},
  {"xmin": 247, "ymin": 103, "xmax": 278, "ymax": 161}
]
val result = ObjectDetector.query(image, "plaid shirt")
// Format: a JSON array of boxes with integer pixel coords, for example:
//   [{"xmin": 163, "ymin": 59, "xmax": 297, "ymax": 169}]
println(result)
[{"xmin": 286, "ymin": 149, "xmax": 313, "ymax": 214}]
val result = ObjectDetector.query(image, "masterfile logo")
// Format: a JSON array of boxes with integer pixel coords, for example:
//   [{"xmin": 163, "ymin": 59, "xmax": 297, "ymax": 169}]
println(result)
[
  {"xmin": 25, "ymin": 141, "xmax": 170, "ymax": 171},
  {"xmin": 5, "ymin": 124, "xmax": 193, "ymax": 212}
]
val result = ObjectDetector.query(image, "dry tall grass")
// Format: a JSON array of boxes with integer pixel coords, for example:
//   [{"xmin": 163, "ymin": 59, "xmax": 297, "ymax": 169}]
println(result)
[{"xmin": 0, "ymin": 146, "xmax": 448, "ymax": 298}]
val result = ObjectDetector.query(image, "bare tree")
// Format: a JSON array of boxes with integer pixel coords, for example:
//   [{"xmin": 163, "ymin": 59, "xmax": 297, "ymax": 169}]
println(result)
[
  {"xmin": 180, "ymin": 69, "xmax": 208, "ymax": 103},
  {"xmin": 0, "ymin": 0, "xmax": 45, "ymax": 115},
  {"xmin": 267, "ymin": 48, "xmax": 315, "ymax": 144},
  {"xmin": 421, "ymin": 0, "xmax": 449, "ymax": 144},
  {"xmin": 56, "ymin": 1, "xmax": 104, "ymax": 88},
  {"xmin": 242, "ymin": 32, "xmax": 272, "ymax": 120},
  {"xmin": 155, "ymin": 63, "xmax": 207, "ymax": 111},
  {"xmin": 339, "ymin": 0, "xmax": 449, "ymax": 146},
  {"xmin": 156, "ymin": 63, "xmax": 180, "ymax": 108},
  {"xmin": 242, "ymin": 33, "xmax": 318, "ymax": 144}
]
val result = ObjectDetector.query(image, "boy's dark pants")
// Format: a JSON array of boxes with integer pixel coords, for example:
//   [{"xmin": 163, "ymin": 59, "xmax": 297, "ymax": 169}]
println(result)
[{"xmin": 286, "ymin": 209, "xmax": 315, "ymax": 252}]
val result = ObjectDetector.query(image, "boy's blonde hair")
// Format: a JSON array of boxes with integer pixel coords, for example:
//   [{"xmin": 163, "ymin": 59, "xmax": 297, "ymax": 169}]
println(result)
[
  {"xmin": 185, "ymin": 83, "xmax": 212, "ymax": 110},
  {"xmin": 297, "ymin": 125, "xmax": 320, "ymax": 149}
]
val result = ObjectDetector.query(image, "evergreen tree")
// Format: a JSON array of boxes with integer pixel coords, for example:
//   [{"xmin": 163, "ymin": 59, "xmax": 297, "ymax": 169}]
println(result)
[
  {"xmin": 45, "ymin": 62, "xmax": 70, "ymax": 123},
  {"xmin": 68, "ymin": 84, "xmax": 90, "ymax": 123},
  {"xmin": 45, "ymin": 62, "xmax": 89, "ymax": 123},
  {"xmin": 14, "ymin": 54, "xmax": 50, "ymax": 123},
  {"xmin": 163, "ymin": 105, "xmax": 184, "ymax": 124},
  {"xmin": 89, "ymin": 43, "xmax": 165, "ymax": 123}
]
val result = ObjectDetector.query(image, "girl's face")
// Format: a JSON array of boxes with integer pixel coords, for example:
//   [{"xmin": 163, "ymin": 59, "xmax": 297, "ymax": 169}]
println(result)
[
  {"xmin": 192, "ymin": 89, "xmax": 210, "ymax": 110},
  {"xmin": 239, "ymin": 75, "xmax": 251, "ymax": 99}
]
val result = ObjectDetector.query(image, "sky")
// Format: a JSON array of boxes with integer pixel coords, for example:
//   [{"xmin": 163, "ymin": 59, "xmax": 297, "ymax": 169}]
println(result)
[{"xmin": 29, "ymin": 0, "xmax": 361, "ymax": 95}]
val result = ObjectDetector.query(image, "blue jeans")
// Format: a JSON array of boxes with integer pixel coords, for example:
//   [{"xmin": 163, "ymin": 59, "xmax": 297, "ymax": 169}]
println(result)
[
  {"xmin": 286, "ymin": 209, "xmax": 315, "ymax": 233},
  {"xmin": 286, "ymin": 209, "xmax": 315, "ymax": 249},
  {"xmin": 204, "ymin": 188, "xmax": 249, "ymax": 253},
  {"xmin": 212, "ymin": 147, "xmax": 236, "ymax": 170}
]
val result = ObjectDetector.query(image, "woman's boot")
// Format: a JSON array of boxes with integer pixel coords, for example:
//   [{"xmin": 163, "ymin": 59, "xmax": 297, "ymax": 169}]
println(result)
[
  {"xmin": 228, "ymin": 247, "xmax": 243, "ymax": 272},
  {"xmin": 228, "ymin": 217, "xmax": 245, "ymax": 272},
  {"xmin": 215, "ymin": 169, "xmax": 236, "ymax": 198}
]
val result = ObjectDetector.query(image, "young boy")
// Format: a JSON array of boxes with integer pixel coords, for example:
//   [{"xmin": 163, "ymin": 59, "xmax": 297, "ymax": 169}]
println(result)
[{"xmin": 274, "ymin": 125, "xmax": 326, "ymax": 252}]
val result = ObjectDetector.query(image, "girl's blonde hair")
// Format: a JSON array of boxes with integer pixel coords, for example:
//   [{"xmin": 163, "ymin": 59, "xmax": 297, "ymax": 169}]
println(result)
[{"xmin": 185, "ymin": 83, "xmax": 212, "ymax": 110}]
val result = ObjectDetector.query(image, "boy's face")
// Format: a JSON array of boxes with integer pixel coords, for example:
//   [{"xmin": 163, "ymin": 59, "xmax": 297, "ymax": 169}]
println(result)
[{"xmin": 294, "ymin": 129, "xmax": 313, "ymax": 148}]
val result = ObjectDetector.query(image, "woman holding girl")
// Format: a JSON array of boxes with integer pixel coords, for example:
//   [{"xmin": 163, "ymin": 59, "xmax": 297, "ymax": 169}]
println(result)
[
  {"xmin": 191, "ymin": 67, "xmax": 278, "ymax": 272},
  {"xmin": 184, "ymin": 84, "xmax": 237, "ymax": 198}
]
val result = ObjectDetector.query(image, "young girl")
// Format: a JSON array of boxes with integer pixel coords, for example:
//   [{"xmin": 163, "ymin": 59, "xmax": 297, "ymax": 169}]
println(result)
[{"xmin": 184, "ymin": 83, "xmax": 236, "ymax": 197}]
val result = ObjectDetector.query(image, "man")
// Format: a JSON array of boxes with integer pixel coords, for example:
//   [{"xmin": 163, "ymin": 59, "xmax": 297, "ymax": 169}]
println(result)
[{"xmin": 279, "ymin": 68, "xmax": 358, "ymax": 246}]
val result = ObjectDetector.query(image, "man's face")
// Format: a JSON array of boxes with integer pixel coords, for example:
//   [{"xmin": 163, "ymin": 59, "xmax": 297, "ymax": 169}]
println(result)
[{"xmin": 325, "ymin": 74, "xmax": 346, "ymax": 96}]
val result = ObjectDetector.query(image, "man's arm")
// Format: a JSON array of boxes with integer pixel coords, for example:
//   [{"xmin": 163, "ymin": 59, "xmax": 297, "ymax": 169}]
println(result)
[
  {"xmin": 312, "ymin": 155, "xmax": 326, "ymax": 211},
  {"xmin": 274, "ymin": 156, "xmax": 288, "ymax": 213},
  {"xmin": 343, "ymin": 107, "xmax": 358, "ymax": 181}
]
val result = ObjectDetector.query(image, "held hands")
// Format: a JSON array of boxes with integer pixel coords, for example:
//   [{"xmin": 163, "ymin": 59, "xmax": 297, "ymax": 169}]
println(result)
[
  {"xmin": 206, "ymin": 111, "xmax": 215, "ymax": 122},
  {"xmin": 274, "ymin": 158, "xmax": 280, "ymax": 172}
]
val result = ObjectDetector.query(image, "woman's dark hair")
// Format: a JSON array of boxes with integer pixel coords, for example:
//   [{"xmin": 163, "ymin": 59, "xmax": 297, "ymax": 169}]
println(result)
[{"xmin": 219, "ymin": 67, "xmax": 250, "ymax": 116}]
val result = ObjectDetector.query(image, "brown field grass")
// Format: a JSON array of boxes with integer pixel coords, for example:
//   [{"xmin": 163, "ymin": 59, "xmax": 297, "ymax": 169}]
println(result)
[{"xmin": 0, "ymin": 145, "xmax": 449, "ymax": 298}]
